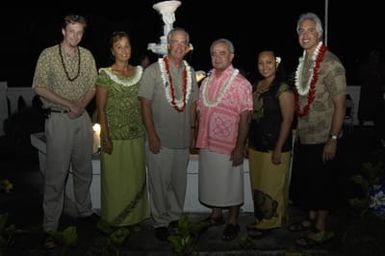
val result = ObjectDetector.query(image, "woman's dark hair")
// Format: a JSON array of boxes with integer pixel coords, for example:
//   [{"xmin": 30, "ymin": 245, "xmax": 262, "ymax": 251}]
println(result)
[
  {"xmin": 110, "ymin": 31, "xmax": 130, "ymax": 48},
  {"xmin": 254, "ymin": 50, "xmax": 288, "ymax": 93}
]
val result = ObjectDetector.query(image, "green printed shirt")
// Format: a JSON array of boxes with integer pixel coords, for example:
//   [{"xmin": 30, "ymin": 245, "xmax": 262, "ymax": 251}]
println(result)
[
  {"xmin": 297, "ymin": 50, "xmax": 347, "ymax": 144},
  {"xmin": 32, "ymin": 44, "xmax": 97, "ymax": 109}
]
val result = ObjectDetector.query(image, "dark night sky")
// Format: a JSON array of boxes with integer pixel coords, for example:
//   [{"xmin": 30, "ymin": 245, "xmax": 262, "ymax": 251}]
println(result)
[{"xmin": 0, "ymin": 1, "xmax": 383, "ymax": 86}]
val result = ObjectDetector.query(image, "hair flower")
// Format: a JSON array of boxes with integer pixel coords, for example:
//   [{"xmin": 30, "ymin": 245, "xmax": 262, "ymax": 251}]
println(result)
[{"xmin": 275, "ymin": 56, "xmax": 282, "ymax": 65}]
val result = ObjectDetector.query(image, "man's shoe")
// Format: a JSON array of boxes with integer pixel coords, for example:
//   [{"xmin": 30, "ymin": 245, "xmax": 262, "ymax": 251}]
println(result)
[
  {"xmin": 78, "ymin": 213, "xmax": 99, "ymax": 224},
  {"xmin": 169, "ymin": 220, "xmax": 179, "ymax": 229},
  {"xmin": 168, "ymin": 220, "xmax": 179, "ymax": 235},
  {"xmin": 222, "ymin": 223, "xmax": 240, "ymax": 241},
  {"xmin": 43, "ymin": 233, "xmax": 58, "ymax": 249},
  {"xmin": 155, "ymin": 226, "xmax": 169, "ymax": 241}
]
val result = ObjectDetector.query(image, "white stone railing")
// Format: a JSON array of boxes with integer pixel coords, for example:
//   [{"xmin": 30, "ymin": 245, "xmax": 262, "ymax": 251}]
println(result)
[
  {"xmin": 30, "ymin": 132, "xmax": 254, "ymax": 215},
  {"xmin": 0, "ymin": 81, "xmax": 36, "ymax": 136}
]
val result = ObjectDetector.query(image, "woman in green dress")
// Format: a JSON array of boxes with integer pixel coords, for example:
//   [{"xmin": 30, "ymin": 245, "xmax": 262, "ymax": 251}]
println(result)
[{"xmin": 96, "ymin": 31, "xmax": 149, "ymax": 228}]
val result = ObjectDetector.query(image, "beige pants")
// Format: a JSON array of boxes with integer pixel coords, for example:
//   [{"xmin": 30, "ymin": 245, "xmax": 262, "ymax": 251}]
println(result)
[
  {"xmin": 145, "ymin": 144, "xmax": 189, "ymax": 228},
  {"xmin": 43, "ymin": 112, "xmax": 94, "ymax": 232}
]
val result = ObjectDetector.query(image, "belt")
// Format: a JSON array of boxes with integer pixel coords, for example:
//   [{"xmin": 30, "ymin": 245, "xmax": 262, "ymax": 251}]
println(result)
[
  {"xmin": 43, "ymin": 108, "xmax": 69, "ymax": 114},
  {"xmin": 50, "ymin": 109, "xmax": 69, "ymax": 113}
]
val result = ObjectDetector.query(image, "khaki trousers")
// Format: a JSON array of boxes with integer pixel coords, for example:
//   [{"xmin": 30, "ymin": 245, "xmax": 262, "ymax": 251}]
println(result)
[
  {"xmin": 145, "ymin": 144, "xmax": 189, "ymax": 228},
  {"xmin": 43, "ymin": 112, "xmax": 93, "ymax": 232}
]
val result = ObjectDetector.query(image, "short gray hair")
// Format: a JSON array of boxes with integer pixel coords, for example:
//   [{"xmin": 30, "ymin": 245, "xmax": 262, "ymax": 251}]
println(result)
[
  {"xmin": 296, "ymin": 12, "xmax": 323, "ymax": 36},
  {"xmin": 167, "ymin": 27, "xmax": 190, "ymax": 44},
  {"xmin": 210, "ymin": 38, "xmax": 235, "ymax": 54}
]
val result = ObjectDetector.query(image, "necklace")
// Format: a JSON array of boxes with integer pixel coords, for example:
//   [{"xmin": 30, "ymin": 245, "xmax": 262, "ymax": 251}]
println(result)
[
  {"xmin": 158, "ymin": 57, "xmax": 192, "ymax": 112},
  {"xmin": 294, "ymin": 42, "xmax": 327, "ymax": 117},
  {"xmin": 201, "ymin": 68, "xmax": 239, "ymax": 107},
  {"xmin": 99, "ymin": 66, "xmax": 143, "ymax": 87},
  {"xmin": 59, "ymin": 44, "xmax": 81, "ymax": 82}
]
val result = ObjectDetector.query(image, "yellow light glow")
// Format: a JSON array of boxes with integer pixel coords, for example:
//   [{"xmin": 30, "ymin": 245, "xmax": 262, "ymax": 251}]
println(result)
[{"xmin": 92, "ymin": 123, "xmax": 101, "ymax": 153}]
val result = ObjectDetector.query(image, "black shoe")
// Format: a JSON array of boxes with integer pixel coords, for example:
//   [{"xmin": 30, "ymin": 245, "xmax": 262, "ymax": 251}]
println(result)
[
  {"xmin": 79, "ymin": 213, "xmax": 99, "ymax": 224},
  {"xmin": 168, "ymin": 220, "xmax": 179, "ymax": 235},
  {"xmin": 169, "ymin": 220, "xmax": 179, "ymax": 228},
  {"xmin": 43, "ymin": 233, "xmax": 58, "ymax": 249},
  {"xmin": 155, "ymin": 226, "xmax": 169, "ymax": 241},
  {"xmin": 222, "ymin": 223, "xmax": 240, "ymax": 241}
]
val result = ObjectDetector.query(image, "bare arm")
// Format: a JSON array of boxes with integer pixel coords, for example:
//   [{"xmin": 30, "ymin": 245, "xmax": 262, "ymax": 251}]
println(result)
[
  {"xmin": 323, "ymin": 93, "xmax": 346, "ymax": 162},
  {"xmin": 139, "ymin": 97, "xmax": 160, "ymax": 154},
  {"xmin": 231, "ymin": 110, "xmax": 251, "ymax": 166},
  {"xmin": 272, "ymin": 91, "xmax": 295, "ymax": 164},
  {"xmin": 96, "ymin": 87, "xmax": 112, "ymax": 154},
  {"xmin": 70, "ymin": 88, "xmax": 96, "ymax": 119},
  {"xmin": 34, "ymin": 87, "xmax": 73, "ymax": 110}
]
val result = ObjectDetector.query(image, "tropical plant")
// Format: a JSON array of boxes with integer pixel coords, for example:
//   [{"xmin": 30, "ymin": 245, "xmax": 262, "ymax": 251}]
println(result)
[
  {"xmin": 97, "ymin": 220, "xmax": 131, "ymax": 256},
  {"xmin": 0, "ymin": 179, "xmax": 13, "ymax": 193},
  {"xmin": 349, "ymin": 149, "xmax": 385, "ymax": 216},
  {"xmin": 46, "ymin": 226, "xmax": 78, "ymax": 255},
  {"xmin": 168, "ymin": 214, "xmax": 208, "ymax": 256},
  {"xmin": 0, "ymin": 213, "xmax": 27, "ymax": 255}
]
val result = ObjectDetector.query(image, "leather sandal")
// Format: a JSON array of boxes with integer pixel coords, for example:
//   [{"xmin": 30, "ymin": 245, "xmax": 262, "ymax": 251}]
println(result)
[
  {"xmin": 43, "ymin": 234, "xmax": 58, "ymax": 249},
  {"xmin": 296, "ymin": 230, "xmax": 334, "ymax": 247},
  {"xmin": 222, "ymin": 223, "xmax": 240, "ymax": 241}
]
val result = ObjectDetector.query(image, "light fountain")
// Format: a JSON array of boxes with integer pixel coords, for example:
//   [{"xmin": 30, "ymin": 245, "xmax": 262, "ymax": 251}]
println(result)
[{"xmin": 148, "ymin": 0, "xmax": 181, "ymax": 56}]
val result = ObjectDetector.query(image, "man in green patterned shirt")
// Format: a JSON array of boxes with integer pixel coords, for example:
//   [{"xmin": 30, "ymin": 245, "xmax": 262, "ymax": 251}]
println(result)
[
  {"xmin": 289, "ymin": 12, "xmax": 346, "ymax": 247},
  {"xmin": 32, "ymin": 14, "xmax": 98, "ymax": 247}
]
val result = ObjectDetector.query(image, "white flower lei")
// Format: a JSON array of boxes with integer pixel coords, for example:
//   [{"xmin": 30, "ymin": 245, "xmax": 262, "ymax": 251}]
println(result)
[
  {"xmin": 99, "ymin": 66, "xmax": 143, "ymax": 87},
  {"xmin": 295, "ymin": 41, "xmax": 323, "ymax": 96},
  {"xmin": 201, "ymin": 68, "xmax": 239, "ymax": 107},
  {"xmin": 158, "ymin": 57, "xmax": 192, "ymax": 110}
]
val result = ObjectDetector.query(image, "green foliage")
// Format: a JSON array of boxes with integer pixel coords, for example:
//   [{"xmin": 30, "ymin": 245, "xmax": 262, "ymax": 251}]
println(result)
[
  {"xmin": 0, "ymin": 213, "xmax": 28, "ymax": 255},
  {"xmin": 109, "ymin": 227, "xmax": 130, "ymax": 249},
  {"xmin": 97, "ymin": 218, "xmax": 131, "ymax": 255},
  {"xmin": 237, "ymin": 234, "xmax": 311, "ymax": 255},
  {"xmin": 168, "ymin": 214, "xmax": 207, "ymax": 256},
  {"xmin": 237, "ymin": 234, "xmax": 255, "ymax": 250},
  {"xmin": 49, "ymin": 226, "xmax": 78, "ymax": 248},
  {"xmin": 0, "ymin": 179, "xmax": 13, "ymax": 193},
  {"xmin": 349, "ymin": 149, "xmax": 385, "ymax": 216},
  {"xmin": 45, "ymin": 226, "xmax": 78, "ymax": 255},
  {"xmin": 342, "ymin": 214, "xmax": 385, "ymax": 255},
  {"xmin": 361, "ymin": 161, "xmax": 384, "ymax": 185},
  {"xmin": 97, "ymin": 218, "xmax": 115, "ymax": 235}
]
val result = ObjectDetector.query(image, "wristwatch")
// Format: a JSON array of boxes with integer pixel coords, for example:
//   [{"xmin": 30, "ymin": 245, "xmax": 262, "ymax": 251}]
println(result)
[{"xmin": 329, "ymin": 134, "xmax": 338, "ymax": 140}]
